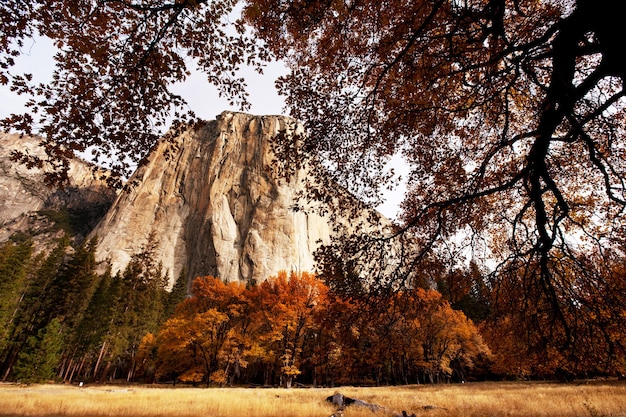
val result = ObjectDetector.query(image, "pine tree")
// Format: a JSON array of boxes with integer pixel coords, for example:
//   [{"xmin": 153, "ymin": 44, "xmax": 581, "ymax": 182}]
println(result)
[
  {"xmin": 52, "ymin": 238, "xmax": 113, "ymax": 383},
  {"xmin": 0, "ymin": 236, "xmax": 33, "ymax": 354},
  {"xmin": 93, "ymin": 235, "xmax": 170, "ymax": 381},
  {"xmin": 163, "ymin": 269, "xmax": 188, "ymax": 320},
  {"xmin": 0, "ymin": 237, "xmax": 69, "ymax": 380},
  {"xmin": 13, "ymin": 318, "xmax": 64, "ymax": 383},
  {"xmin": 50, "ymin": 237, "xmax": 100, "ymax": 331}
]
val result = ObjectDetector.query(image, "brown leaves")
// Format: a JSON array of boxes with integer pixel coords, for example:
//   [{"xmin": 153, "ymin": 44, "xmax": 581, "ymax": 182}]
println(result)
[
  {"xmin": 243, "ymin": 0, "xmax": 626, "ymax": 368},
  {"xmin": 151, "ymin": 271, "xmax": 489, "ymax": 385}
]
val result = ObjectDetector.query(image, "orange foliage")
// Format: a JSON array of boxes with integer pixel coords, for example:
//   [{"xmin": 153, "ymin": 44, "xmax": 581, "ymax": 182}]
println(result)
[
  {"xmin": 481, "ymin": 250, "xmax": 626, "ymax": 379},
  {"xmin": 155, "ymin": 276, "xmax": 247, "ymax": 385},
  {"xmin": 151, "ymin": 271, "xmax": 490, "ymax": 386},
  {"xmin": 141, "ymin": 258, "xmax": 626, "ymax": 383},
  {"xmin": 247, "ymin": 271, "xmax": 328, "ymax": 387},
  {"xmin": 244, "ymin": 0, "xmax": 626, "ymax": 378}
]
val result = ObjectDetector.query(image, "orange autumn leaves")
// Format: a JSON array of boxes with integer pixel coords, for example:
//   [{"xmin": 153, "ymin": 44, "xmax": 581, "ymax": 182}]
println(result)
[{"xmin": 137, "ymin": 271, "xmax": 488, "ymax": 387}]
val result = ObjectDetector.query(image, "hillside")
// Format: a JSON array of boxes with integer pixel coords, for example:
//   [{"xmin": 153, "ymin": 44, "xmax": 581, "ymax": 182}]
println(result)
[{"xmin": 0, "ymin": 132, "xmax": 117, "ymax": 251}]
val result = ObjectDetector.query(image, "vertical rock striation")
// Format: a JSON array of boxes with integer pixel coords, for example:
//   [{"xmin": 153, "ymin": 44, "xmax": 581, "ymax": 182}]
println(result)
[{"xmin": 91, "ymin": 112, "xmax": 371, "ymax": 286}]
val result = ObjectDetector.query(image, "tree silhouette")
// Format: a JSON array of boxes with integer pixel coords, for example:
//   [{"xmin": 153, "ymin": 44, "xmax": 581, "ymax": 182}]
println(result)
[
  {"xmin": 1, "ymin": 0, "xmax": 268, "ymax": 186},
  {"xmin": 244, "ymin": 0, "xmax": 626, "ymax": 359}
]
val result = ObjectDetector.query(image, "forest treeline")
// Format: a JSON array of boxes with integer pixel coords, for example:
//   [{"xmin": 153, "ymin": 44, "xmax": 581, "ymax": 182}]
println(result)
[
  {"xmin": 139, "ymin": 272, "xmax": 489, "ymax": 387},
  {"xmin": 1, "ymin": 232, "xmax": 625, "ymax": 386},
  {"xmin": 0, "ymin": 233, "xmax": 186, "ymax": 384}
]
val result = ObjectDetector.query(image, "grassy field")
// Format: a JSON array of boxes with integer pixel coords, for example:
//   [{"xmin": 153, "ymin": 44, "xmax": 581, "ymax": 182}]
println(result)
[{"xmin": 1, "ymin": 380, "xmax": 625, "ymax": 417}]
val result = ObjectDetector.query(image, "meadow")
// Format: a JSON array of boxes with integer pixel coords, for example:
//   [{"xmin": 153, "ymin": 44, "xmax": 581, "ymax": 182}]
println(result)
[{"xmin": 1, "ymin": 380, "xmax": 625, "ymax": 417}]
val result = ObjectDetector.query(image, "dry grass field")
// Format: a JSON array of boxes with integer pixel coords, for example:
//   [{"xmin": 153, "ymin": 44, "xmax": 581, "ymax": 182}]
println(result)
[{"xmin": 1, "ymin": 380, "xmax": 625, "ymax": 417}]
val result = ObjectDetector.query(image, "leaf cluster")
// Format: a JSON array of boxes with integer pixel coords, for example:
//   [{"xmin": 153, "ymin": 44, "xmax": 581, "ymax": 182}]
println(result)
[
  {"xmin": 2, "ymin": 0, "xmax": 270, "ymax": 185},
  {"xmin": 244, "ymin": 0, "xmax": 626, "ymax": 362}
]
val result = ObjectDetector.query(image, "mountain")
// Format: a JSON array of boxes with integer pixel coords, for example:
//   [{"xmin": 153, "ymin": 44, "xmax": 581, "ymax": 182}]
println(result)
[
  {"xmin": 90, "ymin": 111, "xmax": 389, "ymax": 286},
  {"xmin": 0, "ymin": 132, "xmax": 117, "ymax": 251},
  {"xmin": 1, "ymin": 112, "xmax": 389, "ymax": 287}
]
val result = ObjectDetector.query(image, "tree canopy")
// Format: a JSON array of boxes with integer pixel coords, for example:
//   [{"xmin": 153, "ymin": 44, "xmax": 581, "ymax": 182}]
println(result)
[
  {"xmin": 149, "ymin": 272, "xmax": 489, "ymax": 386},
  {"xmin": 2, "ymin": 0, "xmax": 626, "ymax": 366},
  {"xmin": 1, "ymin": 0, "xmax": 268, "ymax": 186},
  {"xmin": 247, "ymin": 0, "xmax": 626, "ymax": 358}
]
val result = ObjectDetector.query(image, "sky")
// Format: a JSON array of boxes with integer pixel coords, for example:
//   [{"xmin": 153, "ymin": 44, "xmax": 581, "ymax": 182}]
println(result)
[
  {"xmin": 171, "ymin": 60, "xmax": 291, "ymax": 121},
  {"xmin": 0, "ymin": 36, "xmax": 406, "ymax": 219}
]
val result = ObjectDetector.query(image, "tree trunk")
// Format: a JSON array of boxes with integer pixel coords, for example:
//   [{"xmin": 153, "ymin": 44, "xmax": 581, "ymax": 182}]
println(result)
[{"xmin": 93, "ymin": 341, "xmax": 107, "ymax": 378}]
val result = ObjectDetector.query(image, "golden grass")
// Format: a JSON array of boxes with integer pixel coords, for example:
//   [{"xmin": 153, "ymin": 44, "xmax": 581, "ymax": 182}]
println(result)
[
  {"xmin": 1, "ymin": 381, "xmax": 625, "ymax": 417},
  {"xmin": 335, "ymin": 381, "xmax": 626, "ymax": 417}
]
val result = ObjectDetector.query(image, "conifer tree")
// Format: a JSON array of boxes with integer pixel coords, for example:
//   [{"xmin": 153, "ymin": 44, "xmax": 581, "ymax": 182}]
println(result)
[
  {"xmin": 60, "ymin": 267, "xmax": 113, "ymax": 383},
  {"xmin": 50, "ymin": 237, "xmax": 100, "ymax": 331},
  {"xmin": 13, "ymin": 318, "xmax": 64, "ymax": 383},
  {"xmin": 0, "ymin": 237, "xmax": 68, "ymax": 380},
  {"xmin": 0, "ymin": 236, "xmax": 33, "ymax": 354},
  {"xmin": 51, "ymin": 238, "xmax": 112, "ymax": 383},
  {"xmin": 92, "ymin": 235, "xmax": 170, "ymax": 381}
]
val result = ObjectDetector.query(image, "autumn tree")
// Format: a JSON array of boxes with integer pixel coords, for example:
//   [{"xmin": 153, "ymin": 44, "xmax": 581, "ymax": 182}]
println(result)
[
  {"xmin": 320, "ymin": 287, "xmax": 489, "ymax": 385},
  {"xmin": 154, "ymin": 272, "xmax": 329, "ymax": 387},
  {"xmin": 242, "ymin": 0, "xmax": 626, "ymax": 366},
  {"xmin": 482, "ymin": 246, "xmax": 626, "ymax": 379},
  {"xmin": 153, "ymin": 272, "xmax": 327, "ymax": 386},
  {"xmin": 402, "ymin": 289, "xmax": 489, "ymax": 383},
  {"xmin": 248, "ymin": 271, "xmax": 328, "ymax": 387},
  {"xmin": 3, "ymin": 0, "xmax": 626, "ymax": 376},
  {"xmin": 155, "ymin": 276, "xmax": 249, "ymax": 385}
]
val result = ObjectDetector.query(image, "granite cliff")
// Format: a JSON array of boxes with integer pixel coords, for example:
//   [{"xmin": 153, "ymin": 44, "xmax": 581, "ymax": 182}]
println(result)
[
  {"xmin": 91, "ymin": 112, "xmax": 389, "ymax": 286},
  {"xmin": 1, "ymin": 112, "xmax": 389, "ymax": 287}
]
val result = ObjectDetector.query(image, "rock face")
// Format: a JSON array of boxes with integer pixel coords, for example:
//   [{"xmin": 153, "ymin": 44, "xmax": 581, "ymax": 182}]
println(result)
[
  {"xmin": 91, "ymin": 112, "xmax": 386, "ymax": 286},
  {"xmin": 0, "ymin": 132, "xmax": 117, "ymax": 250},
  {"xmin": 0, "ymin": 112, "xmax": 388, "ymax": 287}
]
